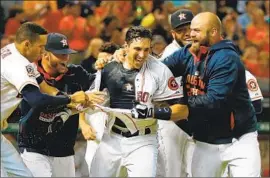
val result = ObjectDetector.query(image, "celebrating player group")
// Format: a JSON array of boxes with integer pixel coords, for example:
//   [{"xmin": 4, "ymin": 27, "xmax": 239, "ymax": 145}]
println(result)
[{"xmin": 1, "ymin": 9, "xmax": 263, "ymax": 178}]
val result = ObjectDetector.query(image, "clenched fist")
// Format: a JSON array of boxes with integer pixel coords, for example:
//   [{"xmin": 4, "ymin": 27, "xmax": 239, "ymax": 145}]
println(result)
[{"xmin": 70, "ymin": 91, "xmax": 88, "ymax": 104}]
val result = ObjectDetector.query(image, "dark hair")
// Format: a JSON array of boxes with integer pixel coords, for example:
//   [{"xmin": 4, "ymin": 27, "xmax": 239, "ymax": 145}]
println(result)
[
  {"xmin": 8, "ymin": 7, "xmax": 23, "ymax": 18},
  {"xmin": 103, "ymin": 16, "xmax": 117, "ymax": 26},
  {"xmin": 125, "ymin": 26, "xmax": 152, "ymax": 44},
  {"xmin": 99, "ymin": 42, "xmax": 119, "ymax": 54},
  {"xmin": 15, "ymin": 22, "xmax": 48, "ymax": 44}
]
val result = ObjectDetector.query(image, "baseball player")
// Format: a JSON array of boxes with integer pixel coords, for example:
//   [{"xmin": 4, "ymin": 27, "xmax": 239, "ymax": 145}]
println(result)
[
  {"xmin": 79, "ymin": 42, "xmax": 120, "ymax": 175},
  {"xmin": 89, "ymin": 26, "xmax": 188, "ymax": 177},
  {"xmin": 163, "ymin": 12, "xmax": 261, "ymax": 177},
  {"xmin": 1, "ymin": 23, "xmax": 87, "ymax": 177},
  {"xmin": 157, "ymin": 9, "xmax": 194, "ymax": 177},
  {"xmin": 17, "ymin": 33, "xmax": 106, "ymax": 177}
]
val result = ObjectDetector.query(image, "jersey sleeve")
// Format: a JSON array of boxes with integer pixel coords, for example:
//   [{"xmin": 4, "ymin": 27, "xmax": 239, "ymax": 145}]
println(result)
[
  {"xmin": 2, "ymin": 62, "xmax": 40, "ymax": 93},
  {"xmin": 153, "ymin": 64, "xmax": 183, "ymax": 101},
  {"xmin": 246, "ymin": 71, "xmax": 263, "ymax": 101}
]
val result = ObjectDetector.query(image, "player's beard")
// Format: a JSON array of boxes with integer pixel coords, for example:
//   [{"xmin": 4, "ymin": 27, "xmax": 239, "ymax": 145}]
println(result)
[
  {"xmin": 198, "ymin": 32, "xmax": 211, "ymax": 47},
  {"xmin": 48, "ymin": 56, "xmax": 67, "ymax": 76}
]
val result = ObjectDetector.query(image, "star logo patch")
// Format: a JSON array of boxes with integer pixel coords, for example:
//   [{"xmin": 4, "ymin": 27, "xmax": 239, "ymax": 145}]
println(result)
[
  {"xmin": 60, "ymin": 39, "xmax": 68, "ymax": 47},
  {"xmin": 179, "ymin": 13, "xmax": 186, "ymax": 21}
]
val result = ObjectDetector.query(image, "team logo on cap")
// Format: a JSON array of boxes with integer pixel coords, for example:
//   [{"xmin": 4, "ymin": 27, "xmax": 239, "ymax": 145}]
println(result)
[
  {"xmin": 60, "ymin": 39, "xmax": 68, "ymax": 47},
  {"xmin": 178, "ymin": 13, "xmax": 186, "ymax": 21}
]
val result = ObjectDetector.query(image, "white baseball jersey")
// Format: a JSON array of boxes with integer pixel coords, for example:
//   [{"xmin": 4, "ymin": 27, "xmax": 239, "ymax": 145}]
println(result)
[
  {"xmin": 160, "ymin": 40, "xmax": 181, "ymax": 60},
  {"xmin": 245, "ymin": 70, "xmax": 263, "ymax": 101},
  {"xmin": 1, "ymin": 43, "xmax": 40, "ymax": 128},
  {"xmin": 125, "ymin": 55, "xmax": 183, "ymax": 130}
]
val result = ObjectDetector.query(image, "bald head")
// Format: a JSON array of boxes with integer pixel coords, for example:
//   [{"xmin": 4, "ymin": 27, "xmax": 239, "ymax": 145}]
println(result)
[
  {"xmin": 190, "ymin": 12, "xmax": 222, "ymax": 46},
  {"xmin": 193, "ymin": 12, "xmax": 222, "ymax": 34}
]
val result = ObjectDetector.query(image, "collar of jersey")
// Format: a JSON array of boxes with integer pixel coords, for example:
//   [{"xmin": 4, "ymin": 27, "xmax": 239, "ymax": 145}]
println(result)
[{"xmin": 35, "ymin": 59, "xmax": 65, "ymax": 81}]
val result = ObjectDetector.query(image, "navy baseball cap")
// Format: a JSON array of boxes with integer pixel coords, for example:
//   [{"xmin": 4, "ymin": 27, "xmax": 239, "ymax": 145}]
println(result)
[
  {"xmin": 170, "ymin": 9, "xmax": 194, "ymax": 29},
  {"xmin": 45, "ymin": 33, "xmax": 77, "ymax": 54}
]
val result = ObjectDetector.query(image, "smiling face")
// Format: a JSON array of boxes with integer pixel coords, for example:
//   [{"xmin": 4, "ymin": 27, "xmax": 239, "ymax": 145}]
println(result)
[
  {"xmin": 125, "ymin": 37, "xmax": 151, "ymax": 69},
  {"xmin": 47, "ymin": 52, "xmax": 70, "ymax": 75},
  {"xmin": 190, "ymin": 17, "xmax": 211, "ymax": 47},
  {"xmin": 171, "ymin": 24, "xmax": 192, "ymax": 46}
]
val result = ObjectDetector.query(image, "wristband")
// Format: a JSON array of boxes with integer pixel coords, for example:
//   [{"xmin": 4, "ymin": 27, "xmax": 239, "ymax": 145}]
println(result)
[
  {"xmin": 154, "ymin": 107, "xmax": 172, "ymax": 120},
  {"xmin": 36, "ymin": 75, "xmax": 44, "ymax": 84},
  {"xmin": 57, "ymin": 91, "xmax": 71, "ymax": 103}
]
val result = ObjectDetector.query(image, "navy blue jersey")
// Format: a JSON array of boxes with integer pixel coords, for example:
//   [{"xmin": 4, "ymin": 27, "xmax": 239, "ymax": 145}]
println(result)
[
  {"xmin": 100, "ymin": 61, "xmax": 139, "ymax": 127},
  {"xmin": 163, "ymin": 40, "xmax": 257, "ymax": 143},
  {"xmin": 18, "ymin": 60, "xmax": 95, "ymax": 156}
]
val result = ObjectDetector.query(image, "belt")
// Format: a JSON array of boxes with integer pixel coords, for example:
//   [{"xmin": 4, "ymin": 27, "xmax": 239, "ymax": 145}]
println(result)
[{"xmin": 112, "ymin": 126, "xmax": 151, "ymax": 138}]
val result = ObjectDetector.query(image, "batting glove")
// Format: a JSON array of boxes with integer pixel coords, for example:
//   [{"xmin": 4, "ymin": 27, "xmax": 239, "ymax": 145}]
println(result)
[{"xmin": 131, "ymin": 102, "xmax": 153, "ymax": 119}]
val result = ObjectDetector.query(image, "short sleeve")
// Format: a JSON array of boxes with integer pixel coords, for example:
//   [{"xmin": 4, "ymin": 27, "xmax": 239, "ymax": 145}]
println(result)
[
  {"xmin": 3, "ymin": 62, "xmax": 40, "ymax": 93},
  {"xmin": 153, "ymin": 65, "xmax": 183, "ymax": 101}
]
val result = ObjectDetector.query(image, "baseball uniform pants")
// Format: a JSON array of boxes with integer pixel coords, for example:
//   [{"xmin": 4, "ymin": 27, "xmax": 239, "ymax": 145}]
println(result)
[
  {"xmin": 192, "ymin": 131, "xmax": 261, "ymax": 177},
  {"xmin": 20, "ymin": 149, "xmax": 75, "ymax": 177},
  {"xmin": 157, "ymin": 120, "xmax": 194, "ymax": 177},
  {"xmin": 1, "ymin": 134, "xmax": 33, "ymax": 177},
  {"xmin": 90, "ymin": 130, "xmax": 158, "ymax": 177}
]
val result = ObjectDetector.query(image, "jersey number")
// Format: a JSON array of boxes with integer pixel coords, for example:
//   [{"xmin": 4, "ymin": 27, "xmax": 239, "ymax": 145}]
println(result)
[{"xmin": 137, "ymin": 91, "xmax": 149, "ymax": 102}]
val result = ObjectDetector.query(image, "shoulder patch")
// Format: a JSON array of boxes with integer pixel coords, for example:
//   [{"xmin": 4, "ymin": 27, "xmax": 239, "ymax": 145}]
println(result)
[
  {"xmin": 247, "ymin": 79, "xmax": 258, "ymax": 91},
  {"xmin": 26, "ymin": 64, "xmax": 35, "ymax": 77},
  {"xmin": 168, "ymin": 77, "xmax": 179, "ymax": 90}
]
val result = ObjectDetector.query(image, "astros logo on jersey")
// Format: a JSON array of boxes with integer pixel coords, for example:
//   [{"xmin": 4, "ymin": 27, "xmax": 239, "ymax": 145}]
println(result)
[
  {"xmin": 168, "ymin": 77, "xmax": 179, "ymax": 90},
  {"xmin": 247, "ymin": 79, "xmax": 258, "ymax": 91}
]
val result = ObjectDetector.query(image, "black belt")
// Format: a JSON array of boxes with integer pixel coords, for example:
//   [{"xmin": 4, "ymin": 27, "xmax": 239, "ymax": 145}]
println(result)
[{"xmin": 112, "ymin": 126, "xmax": 151, "ymax": 138}]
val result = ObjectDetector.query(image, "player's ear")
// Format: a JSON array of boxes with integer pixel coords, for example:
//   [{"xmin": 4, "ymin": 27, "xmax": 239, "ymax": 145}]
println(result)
[
  {"xmin": 43, "ymin": 52, "xmax": 49, "ymax": 60},
  {"xmin": 24, "ymin": 40, "xmax": 31, "ymax": 49},
  {"xmin": 123, "ymin": 42, "xmax": 128, "ymax": 49}
]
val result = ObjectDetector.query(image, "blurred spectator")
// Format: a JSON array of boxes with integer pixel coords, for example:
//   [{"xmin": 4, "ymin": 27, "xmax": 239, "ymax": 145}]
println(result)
[
  {"xmin": 59, "ymin": 1, "xmax": 97, "ymax": 54},
  {"xmin": 237, "ymin": 1, "xmax": 258, "ymax": 33},
  {"xmin": 97, "ymin": 42, "xmax": 119, "ymax": 64},
  {"xmin": 151, "ymin": 35, "xmax": 167, "ymax": 58},
  {"xmin": 4, "ymin": 7, "xmax": 24, "ymax": 36},
  {"xmin": 141, "ymin": 4, "xmax": 171, "ymax": 43},
  {"xmin": 246, "ymin": 8, "xmax": 269, "ymax": 52},
  {"xmin": 264, "ymin": 1, "xmax": 270, "ymax": 23},
  {"xmin": 80, "ymin": 2, "xmax": 94, "ymax": 18},
  {"xmin": 111, "ymin": 1, "xmax": 132, "ymax": 28},
  {"xmin": 100, "ymin": 16, "xmax": 121, "ymax": 45},
  {"xmin": 81, "ymin": 38, "xmax": 104, "ymax": 74},
  {"xmin": 0, "ymin": 35, "xmax": 11, "ymax": 48},
  {"xmin": 42, "ymin": 3, "xmax": 67, "ymax": 33},
  {"xmin": 185, "ymin": 1, "xmax": 203, "ymax": 15},
  {"xmin": 222, "ymin": 9, "xmax": 244, "ymax": 52},
  {"xmin": 242, "ymin": 45, "xmax": 261, "ymax": 76},
  {"xmin": 200, "ymin": 1, "xmax": 216, "ymax": 13},
  {"xmin": 23, "ymin": 1, "xmax": 57, "ymax": 25}
]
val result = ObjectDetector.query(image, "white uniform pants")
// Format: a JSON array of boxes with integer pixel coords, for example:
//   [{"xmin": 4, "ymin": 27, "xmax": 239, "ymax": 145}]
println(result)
[
  {"xmin": 157, "ymin": 120, "xmax": 194, "ymax": 177},
  {"xmin": 1, "ymin": 134, "xmax": 33, "ymax": 177},
  {"xmin": 192, "ymin": 131, "xmax": 261, "ymax": 177},
  {"xmin": 20, "ymin": 149, "xmax": 75, "ymax": 177},
  {"xmin": 90, "ymin": 131, "xmax": 158, "ymax": 177},
  {"xmin": 84, "ymin": 112, "xmax": 107, "ymax": 174}
]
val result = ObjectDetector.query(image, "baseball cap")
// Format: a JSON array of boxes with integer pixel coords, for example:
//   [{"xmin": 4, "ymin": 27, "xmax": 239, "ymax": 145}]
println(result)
[
  {"xmin": 170, "ymin": 9, "xmax": 194, "ymax": 29},
  {"xmin": 45, "ymin": 33, "xmax": 77, "ymax": 54}
]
